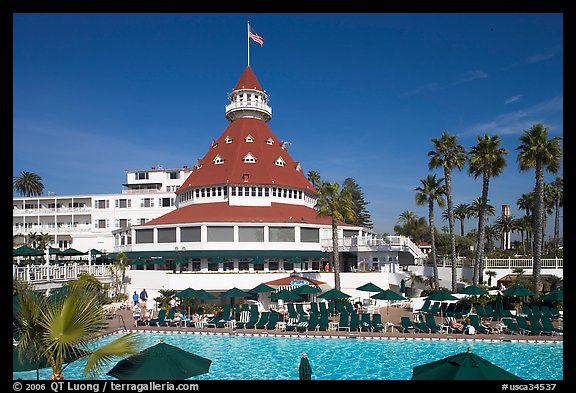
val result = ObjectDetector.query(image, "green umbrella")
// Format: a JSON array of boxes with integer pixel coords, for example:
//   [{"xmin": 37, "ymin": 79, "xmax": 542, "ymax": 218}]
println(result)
[
  {"xmin": 357, "ymin": 282, "xmax": 385, "ymax": 303},
  {"xmin": 172, "ymin": 258, "xmax": 189, "ymax": 265},
  {"xmin": 195, "ymin": 289, "xmax": 218, "ymax": 300},
  {"xmin": 318, "ymin": 288, "xmax": 351, "ymax": 300},
  {"xmin": 107, "ymin": 339, "xmax": 211, "ymax": 380},
  {"xmin": 249, "ymin": 283, "xmax": 276, "ymax": 294},
  {"xmin": 220, "ymin": 287, "xmax": 252, "ymax": 298},
  {"xmin": 129, "ymin": 259, "xmax": 147, "ymax": 266},
  {"xmin": 288, "ymin": 257, "xmax": 304, "ymax": 265},
  {"xmin": 270, "ymin": 289, "xmax": 303, "ymax": 302},
  {"xmin": 61, "ymin": 248, "xmax": 85, "ymax": 256},
  {"xmin": 176, "ymin": 288, "xmax": 198, "ymax": 299},
  {"xmin": 411, "ymin": 347, "xmax": 522, "ymax": 380},
  {"xmin": 298, "ymin": 352, "xmax": 313, "ymax": 380},
  {"xmin": 250, "ymin": 257, "xmax": 266, "ymax": 265},
  {"xmin": 149, "ymin": 258, "xmax": 167, "ymax": 265},
  {"xmin": 503, "ymin": 285, "xmax": 534, "ymax": 297},
  {"xmin": 540, "ymin": 290, "xmax": 563, "ymax": 302},
  {"xmin": 371, "ymin": 290, "xmax": 406, "ymax": 318},
  {"xmin": 292, "ymin": 285, "xmax": 321, "ymax": 295},
  {"xmin": 13, "ymin": 246, "xmax": 44, "ymax": 257},
  {"xmin": 459, "ymin": 285, "xmax": 488, "ymax": 296}
]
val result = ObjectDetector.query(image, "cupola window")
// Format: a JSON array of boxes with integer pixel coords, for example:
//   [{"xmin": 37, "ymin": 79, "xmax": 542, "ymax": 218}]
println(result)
[
  {"xmin": 213, "ymin": 154, "xmax": 225, "ymax": 165},
  {"xmin": 224, "ymin": 136, "xmax": 233, "ymax": 144},
  {"xmin": 243, "ymin": 153, "xmax": 257, "ymax": 163},
  {"xmin": 245, "ymin": 134, "xmax": 254, "ymax": 143},
  {"xmin": 266, "ymin": 137, "xmax": 274, "ymax": 145},
  {"xmin": 295, "ymin": 163, "xmax": 302, "ymax": 172},
  {"xmin": 275, "ymin": 156, "xmax": 286, "ymax": 167}
]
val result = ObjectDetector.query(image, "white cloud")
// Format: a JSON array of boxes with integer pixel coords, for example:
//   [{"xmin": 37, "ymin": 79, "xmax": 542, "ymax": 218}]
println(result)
[
  {"xmin": 401, "ymin": 69, "xmax": 488, "ymax": 97},
  {"xmin": 526, "ymin": 46, "xmax": 561, "ymax": 64},
  {"xmin": 504, "ymin": 95, "xmax": 522, "ymax": 105}
]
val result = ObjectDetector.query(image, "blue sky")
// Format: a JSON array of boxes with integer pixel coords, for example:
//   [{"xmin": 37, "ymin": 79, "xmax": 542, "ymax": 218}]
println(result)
[{"xmin": 13, "ymin": 13, "xmax": 563, "ymax": 238}]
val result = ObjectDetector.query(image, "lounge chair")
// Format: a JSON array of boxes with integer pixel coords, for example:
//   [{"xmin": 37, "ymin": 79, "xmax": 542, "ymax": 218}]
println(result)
[
  {"xmin": 442, "ymin": 317, "xmax": 462, "ymax": 333},
  {"xmin": 296, "ymin": 303, "xmax": 309, "ymax": 318},
  {"xmin": 232, "ymin": 304, "xmax": 241, "ymax": 320},
  {"xmin": 475, "ymin": 305, "xmax": 490, "ymax": 321},
  {"xmin": 540, "ymin": 316, "xmax": 563, "ymax": 334},
  {"xmin": 241, "ymin": 305, "xmax": 260, "ymax": 329},
  {"xmin": 540, "ymin": 305, "xmax": 553, "ymax": 320},
  {"xmin": 344, "ymin": 301, "xmax": 356, "ymax": 314},
  {"xmin": 501, "ymin": 318, "xmax": 524, "ymax": 335},
  {"xmin": 446, "ymin": 303, "xmax": 463, "ymax": 317},
  {"xmin": 531, "ymin": 306, "xmax": 543, "ymax": 319},
  {"xmin": 349, "ymin": 311, "xmax": 360, "ymax": 332},
  {"xmin": 360, "ymin": 313, "xmax": 373, "ymax": 332},
  {"xmin": 485, "ymin": 304, "xmax": 499, "ymax": 320},
  {"xmin": 457, "ymin": 304, "xmax": 472, "ymax": 318},
  {"xmin": 255, "ymin": 312, "xmax": 271, "ymax": 329},
  {"xmin": 529, "ymin": 316, "xmax": 556, "ymax": 336},
  {"xmin": 426, "ymin": 302, "xmax": 440, "ymax": 316},
  {"xmin": 413, "ymin": 315, "xmax": 431, "ymax": 333},
  {"xmin": 444, "ymin": 303, "xmax": 457, "ymax": 317},
  {"xmin": 307, "ymin": 312, "xmax": 320, "ymax": 331},
  {"xmin": 515, "ymin": 316, "xmax": 542, "ymax": 336},
  {"xmin": 400, "ymin": 316, "xmax": 415, "ymax": 333},
  {"xmin": 336, "ymin": 301, "xmax": 347, "ymax": 315},
  {"xmin": 317, "ymin": 311, "xmax": 329, "ymax": 331},
  {"xmin": 147, "ymin": 309, "xmax": 167, "ymax": 327},
  {"xmin": 319, "ymin": 301, "xmax": 329, "ymax": 315},
  {"xmin": 160, "ymin": 308, "xmax": 176, "ymax": 327},
  {"xmin": 221, "ymin": 304, "xmax": 232, "ymax": 321},
  {"xmin": 309, "ymin": 302, "xmax": 320, "ymax": 314},
  {"xmin": 498, "ymin": 308, "xmax": 516, "ymax": 320},
  {"xmin": 521, "ymin": 305, "xmax": 533, "ymax": 318},
  {"xmin": 338, "ymin": 312, "xmax": 350, "ymax": 331},
  {"xmin": 549, "ymin": 306, "xmax": 561, "ymax": 320},
  {"xmin": 265, "ymin": 311, "xmax": 281, "ymax": 330},
  {"xmin": 416, "ymin": 300, "xmax": 431, "ymax": 314},
  {"xmin": 236, "ymin": 310, "xmax": 251, "ymax": 327},
  {"xmin": 468, "ymin": 314, "xmax": 491, "ymax": 334},
  {"xmin": 284, "ymin": 317, "xmax": 300, "ymax": 332},
  {"xmin": 241, "ymin": 303, "xmax": 250, "ymax": 312},
  {"xmin": 424, "ymin": 314, "xmax": 441, "ymax": 333},
  {"xmin": 372, "ymin": 313, "xmax": 384, "ymax": 332},
  {"xmin": 287, "ymin": 303, "xmax": 299, "ymax": 319}
]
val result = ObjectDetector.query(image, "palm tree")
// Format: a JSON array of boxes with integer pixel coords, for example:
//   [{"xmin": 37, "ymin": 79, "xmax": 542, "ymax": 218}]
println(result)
[
  {"xmin": 517, "ymin": 192, "xmax": 534, "ymax": 219},
  {"xmin": 483, "ymin": 224, "xmax": 501, "ymax": 255},
  {"xmin": 36, "ymin": 232, "xmax": 53, "ymax": 251},
  {"xmin": 13, "ymin": 171, "xmax": 45, "ymax": 197},
  {"xmin": 516, "ymin": 123, "xmax": 562, "ymax": 294},
  {"xmin": 514, "ymin": 216, "xmax": 531, "ymax": 255},
  {"xmin": 485, "ymin": 270, "xmax": 497, "ymax": 287},
  {"xmin": 27, "ymin": 232, "xmax": 40, "ymax": 249},
  {"xmin": 428, "ymin": 131, "xmax": 467, "ymax": 292},
  {"xmin": 306, "ymin": 170, "xmax": 321, "ymax": 190},
  {"xmin": 415, "ymin": 174, "xmax": 446, "ymax": 289},
  {"xmin": 549, "ymin": 177, "xmax": 563, "ymax": 243},
  {"xmin": 15, "ymin": 282, "xmax": 141, "ymax": 379},
  {"xmin": 453, "ymin": 203, "xmax": 472, "ymax": 236},
  {"xmin": 494, "ymin": 214, "xmax": 516, "ymax": 250},
  {"xmin": 315, "ymin": 181, "xmax": 356, "ymax": 290},
  {"xmin": 468, "ymin": 134, "xmax": 508, "ymax": 285},
  {"xmin": 110, "ymin": 252, "xmax": 129, "ymax": 299},
  {"xmin": 470, "ymin": 197, "xmax": 495, "ymax": 220}
]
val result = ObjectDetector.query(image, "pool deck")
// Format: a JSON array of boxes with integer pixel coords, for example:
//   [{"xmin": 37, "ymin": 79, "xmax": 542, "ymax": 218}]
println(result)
[{"xmin": 105, "ymin": 307, "xmax": 563, "ymax": 344}]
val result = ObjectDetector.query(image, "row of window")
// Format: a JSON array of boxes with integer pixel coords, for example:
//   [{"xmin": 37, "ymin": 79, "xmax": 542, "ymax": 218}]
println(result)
[
  {"xmin": 94, "ymin": 198, "xmax": 175, "ymax": 209},
  {"xmin": 132, "ymin": 259, "xmax": 322, "ymax": 272},
  {"xmin": 96, "ymin": 218, "xmax": 150, "ymax": 229},
  {"xmin": 178, "ymin": 186, "xmax": 312, "ymax": 204},
  {"xmin": 131, "ymin": 226, "xmax": 320, "ymax": 244},
  {"xmin": 134, "ymin": 171, "xmax": 180, "ymax": 180}
]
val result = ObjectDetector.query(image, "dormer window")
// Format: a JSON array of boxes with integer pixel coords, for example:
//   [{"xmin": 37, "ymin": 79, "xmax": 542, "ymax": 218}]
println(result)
[
  {"xmin": 243, "ymin": 153, "xmax": 257, "ymax": 163},
  {"xmin": 275, "ymin": 156, "xmax": 286, "ymax": 167},
  {"xmin": 213, "ymin": 154, "xmax": 225, "ymax": 165},
  {"xmin": 245, "ymin": 134, "xmax": 254, "ymax": 143},
  {"xmin": 295, "ymin": 163, "xmax": 302, "ymax": 172},
  {"xmin": 195, "ymin": 159, "xmax": 203, "ymax": 170},
  {"xmin": 225, "ymin": 136, "xmax": 233, "ymax": 144},
  {"xmin": 281, "ymin": 141, "xmax": 291, "ymax": 150},
  {"xmin": 266, "ymin": 137, "xmax": 274, "ymax": 145},
  {"xmin": 211, "ymin": 140, "xmax": 218, "ymax": 148}
]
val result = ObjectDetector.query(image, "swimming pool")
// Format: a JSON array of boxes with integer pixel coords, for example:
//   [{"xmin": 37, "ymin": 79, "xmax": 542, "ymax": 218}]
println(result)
[{"xmin": 13, "ymin": 332, "xmax": 563, "ymax": 380}]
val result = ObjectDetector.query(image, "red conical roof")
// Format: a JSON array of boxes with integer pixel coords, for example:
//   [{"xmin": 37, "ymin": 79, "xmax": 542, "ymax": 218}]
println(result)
[
  {"xmin": 178, "ymin": 117, "xmax": 314, "ymax": 191},
  {"xmin": 234, "ymin": 66, "xmax": 263, "ymax": 91}
]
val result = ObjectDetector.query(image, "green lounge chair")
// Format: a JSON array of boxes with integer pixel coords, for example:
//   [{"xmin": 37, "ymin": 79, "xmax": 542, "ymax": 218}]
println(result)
[
  {"xmin": 349, "ymin": 312, "xmax": 360, "ymax": 332},
  {"xmin": 515, "ymin": 316, "xmax": 542, "ymax": 336},
  {"xmin": 416, "ymin": 300, "xmax": 431, "ymax": 314},
  {"xmin": 426, "ymin": 302, "xmax": 440, "ymax": 316},
  {"xmin": 475, "ymin": 305, "xmax": 490, "ymax": 320},
  {"xmin": 455, "ymin": 304, "xmax": 472, "ymax": 318},
  {"xmin": 284, "ymin": 317, "xmax": 300, "ymax": 332},
  {"xmin": 468, "ymin": 314, "xmax": 491, "ymax": 334},
  {"xmin": 232, "ymin": 304, "xmax": 241, "ymax": 320},
  {"xmin": 344, "ymin": 301, "xmax": 356, "ymax": 314},
  {"xmin": 255, "ymin": 312, "xmax": 270, "ymax": 329},
  {"xmin": 265, "ymin": 311, "xmax": 281, "ymax": 330},
  {"xmin": 540, "ymin": 315, "xmax": 563, "ymax": 334},
  {"xmin": 446, "ymin": 303, "xmax": 462, "ymax": 317},
  {"xmin": 335, "ymin": 301, "xmax": 347, "ymax": 314},
  {"xmin": 148, "ymin": 309, "xmax": 167, "ymax": 327},
  {"xmin": 540, "ymin": 305, "xmax": 553, "ymax": 320},
  {"xmin": 521, "ymin": 305, "xmax": 533, "ymax": 318},
  {"xmin": 317, "ymin": 311, "xmax": 329, "ymax": 331},
  {"xmin": 287, "ymin": 303, "xmax": 299, "ymax": 319},
  {"xmin": 161, "ymin": 308, "xmax": 177, "ymax": 327},
  {"xmin": 338, "ymin": 311, "xmax": 350, "ymax": 331},
  {"xmin": 319, "ymin": 302, "xmax": 329, "ymax": 315},
  {"xmin": 444, "ymin": 303, "xmax": 457, "ymax": 317},
  {"xmin": 241, "ymin": 303, "xmax": 250, "ymax": 312},
  {"xmin": 372, "ymin": 313, "xmax": 384, "ymax": 332},
  {"xmin": 413, "ymin": 315, "xmax": 430, "ymax": 333},
  {"xmin": 531, "ymin": 306, "xmax": 543, "ymax": 319},
  {"xmin": 501, "ymin": 318, "xmax": 524, "ymax": 335},
  {"xmin": 294, "ymin": 315, "xmax": 309, "ymax": 332},
  {"xmin": 309, "ymin": 302, "xmax": 320, "ymax": 314},
  {"xmin": 307, "ymin": 312, "xmax": 320, "ymax": 331},
  {"xmin": 549, "ymin": 306, "xmax": 561, "ymax": 319},
  {"xmin": 400, "ymin": 316, "xmax": 415, "ymax": 333},
  {"xmin": 241, "ymin": 308, "xmax": 260, "ymax": 329},
  {"xmin": 296, "ymin": 303, "xmax": 309, "ymax": 318},
  {"xmin": 484, "ymin": 304, "xmax": 498, "ymax": 320},
  {"xmin": 424, "ymin": 314, "xmax": 441, "ymax": 333},
  {"xmin": 529, "ymin": 316, "xmax": 556, "ymax": 336},
  {"xmin": 360, "ymin": 313, "xmax": 373, "ymax": 332}
]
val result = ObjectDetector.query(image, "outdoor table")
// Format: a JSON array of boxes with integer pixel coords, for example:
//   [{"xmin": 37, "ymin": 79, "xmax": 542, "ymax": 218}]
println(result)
[
  {"xmin": 384, "ymin": 321, "xmax": 395, "ymax": 333},
  {"xmin": 328, "ymin": 321, "xmax": 339, "ymax": 331},
  {"xmin": 276, "ymin": 321, "xmax": 286, "ymax": 331},
  {"xmin": 225, "ymin": 320, "xmax": 236, "ymax": 329}
]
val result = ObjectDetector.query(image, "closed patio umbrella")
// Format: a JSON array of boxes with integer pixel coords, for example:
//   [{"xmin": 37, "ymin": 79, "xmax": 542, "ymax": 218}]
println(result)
[
  {"xmin": 411, "ymin": 347, "xmax": 522, "ymax": 380},
  {"xmin": 298, "ymin": 352, "xmax": 313, "ymax": 380},
  {"xmin": 107, "ymin": 339, "xmax": 211, "ymax": 380},
  {"xmin": 400, "ymin": 279, "xmax": 406, "ymax": 295}
]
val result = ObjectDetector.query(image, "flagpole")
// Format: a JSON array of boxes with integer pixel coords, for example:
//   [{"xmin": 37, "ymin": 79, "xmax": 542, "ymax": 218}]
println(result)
[{"xmin": 247, "ymin": 22, "xmax": 250, "ymax": 67}]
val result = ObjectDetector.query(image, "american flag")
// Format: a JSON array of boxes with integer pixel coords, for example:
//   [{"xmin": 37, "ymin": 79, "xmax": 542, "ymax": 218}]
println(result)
[{"xmin": 249, "ymin": 26, "xmax": 264, "ymax": 46}]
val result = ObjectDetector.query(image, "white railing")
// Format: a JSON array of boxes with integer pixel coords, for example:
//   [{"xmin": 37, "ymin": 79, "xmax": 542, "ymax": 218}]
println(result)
[
  {"xmin": 433, "ymin": 257, "xmax": 563, "ymax": 269},
  {"xmin": 13, "ymin": 225, "xmax": 93, "ymax": 234},
  {"xmin": 13, "ymin": 207, "xmax": 91, "ymax": 215},
  {"xmin": 13, "ymin": 264, "xmax": 114, "ymax": 283}
]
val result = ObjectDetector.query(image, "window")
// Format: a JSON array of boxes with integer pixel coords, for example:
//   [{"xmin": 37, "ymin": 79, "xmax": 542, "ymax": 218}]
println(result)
[
  {"xmin": 225, "ymin": 136, "xmax": 233, "ymax": 144},
  {"xmin": 275, "ymin": 156, "xmax": 286, "ymax": 166},
  {"xmin": 135, "ymin": 229, "xmax": 153, "ymax": 243},
  {"xmin": 239, "ymin": 227, "xmax": 264, "ymax": 242},
  {"xmin": 245, "ymin": 134, "xmax": 254, "ymax": 142},
  {"xmin": 295, "ymin": 163, "xmax": 302, "ymax": 172},
  {"xmin": 141, "ymin": 198, "xmax": 154, "ymax": 208},
  {"xmin": 266, "ymin": 137, "xmax": 274, "ymax": 145},
  {"xmin": 181, "ymin": 226, "xmax": 201, "ymax": 242},
  {"xmin": 135, "ymin": 172, "xmax": 149, "ymax": 180},
  {"xmin": 268, "ymin": 259, "xmax": 279, "ymax": 271},
  {"xmin": 96, "ymin": 219, "xmax": 107, "ymax": 229},
  {"xmin": 238, "ymin": 258, "xmax": 249, "ymax": 271},
  {"xmin": 191, "ymin": 259, "xmax": 201, "ymax": 272},
  {"xmin": 224, "ymin": 259, "xmax": 234, "ymax": 271},
  {"xmin": 213, "ymin": 155, "xmax": 225, "ymax": 165},
  {"xmin": 231, "ymin": 187, "xmax": 236, "ymax": 196},
  {"xmin": 157, "ymin": 228, "xmax": 176, "ymax": 243},
  {"xmin": 269, "ymin": 227, "xmax": 295, "ymax": 242},
  {"xmin": 119, "ymin": 219, "xmax": 129, "ymax": 229},
  {"xmin": 116, "ymin": 199, "xmax": 131, "ymax": 208},
  {"xmin": 301, "ymin": 227, "xmax": 320, "ymax": 243},
  {"xmin": 243, "ymin": 153, "xmax": 256, "ymax": 163},
  {"xmin": 168, "ymin": 171, "xmax": 180, "ymax": 179},
  {"xmin": 343, "ymin": 230, "xmax": 357, "ymax": 238},
  {"xmin": 207, "ymin": 226, "xmax": 234, "ymax": 242},
  {"xmin": 95, "ymin": 200, "xmax": 109, "ymax": 209},
  {"xmin": 161, "ymin": 197, "xmax": 173, "ymax": 207}
]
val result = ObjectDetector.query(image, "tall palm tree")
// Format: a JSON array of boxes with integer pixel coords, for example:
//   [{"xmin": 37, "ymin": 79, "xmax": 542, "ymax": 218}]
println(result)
[
  {"xmin": 306, "ymin": 170, "xmax": 321, "ymax": 190},
  {"xmin": 415, "ymin": 174, "xmax": 446, "ymax": 289},
  {"xmin": 468, "ymin": 134, "xmax": 508, "ymax": 285},
  {"xmin": 483, "ymin": 224, "xmax": 501, "ymax": 255},
  {"xmin": 494, "ymin": 214, "xmax": 516, "ymax": 250},
  {"xmin": 453, "ymin": 203, "xmax": 472, "ymax": 236},
  {"xmin": 15, "ymin": 282, "xmax": 141, "ymax": 379},
  {"xmin": 484, "ymin": 270, "xmax": 497, "ymax": 287},
  {"xmin": 549, "ymin": 177, "xmax": 563, "ymax": 243},
  {"xmin": 37, "ymin": 232, "xmax": 53, "ymax": 251},
  {"xmin": 428, "ymin": 131, "xmax": 467, "ymax": 292},
  {"xmin": 516, "ymin": 123, "xmax": 562, "ymax": 294},
  {"xmin": 516, "ymin": 192, "xmax": 534, "ymax": 218},
  {"xmin": 27, "ymin": 232, "xmax": 40, "ymax": 249},
  {"xmin": 315, "ymin": 181, "xmax": 356, "ymax": 290},
  {"xmin": 13, "ymin": 171, "xmax": 45, "ymax": 197},
  {"xmin": 470, "ymin": 197, "xmax": 495, "ymax": 220},
  {"xmin": 514, "ymin": 216, "xmax": 531, "ymax": 255}
]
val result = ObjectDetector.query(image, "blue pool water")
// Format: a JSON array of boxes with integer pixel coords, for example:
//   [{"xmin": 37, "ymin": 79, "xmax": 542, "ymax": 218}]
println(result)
[{"xmin": 13, "ymin": 332, "xmax": 563, "ymax": 380}]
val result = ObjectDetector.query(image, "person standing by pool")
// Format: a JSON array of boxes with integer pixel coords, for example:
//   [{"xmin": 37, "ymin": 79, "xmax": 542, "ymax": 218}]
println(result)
[
  {"xmin": 132, "ymin": 291, "xmax": 139, "ymax": 306},
  {"xmin": 132, "ymin": 305, "xmax": 141, "ymax": 327},
  {"xmin": 140, "ymin": 288, "xmax": 148, "ymax": 304}
]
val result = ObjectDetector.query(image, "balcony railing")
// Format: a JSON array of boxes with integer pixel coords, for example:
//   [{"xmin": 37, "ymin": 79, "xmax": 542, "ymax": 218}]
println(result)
[{"xmin": 13, "ymin": 264, "xmax": 114, "ymax": 283}]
